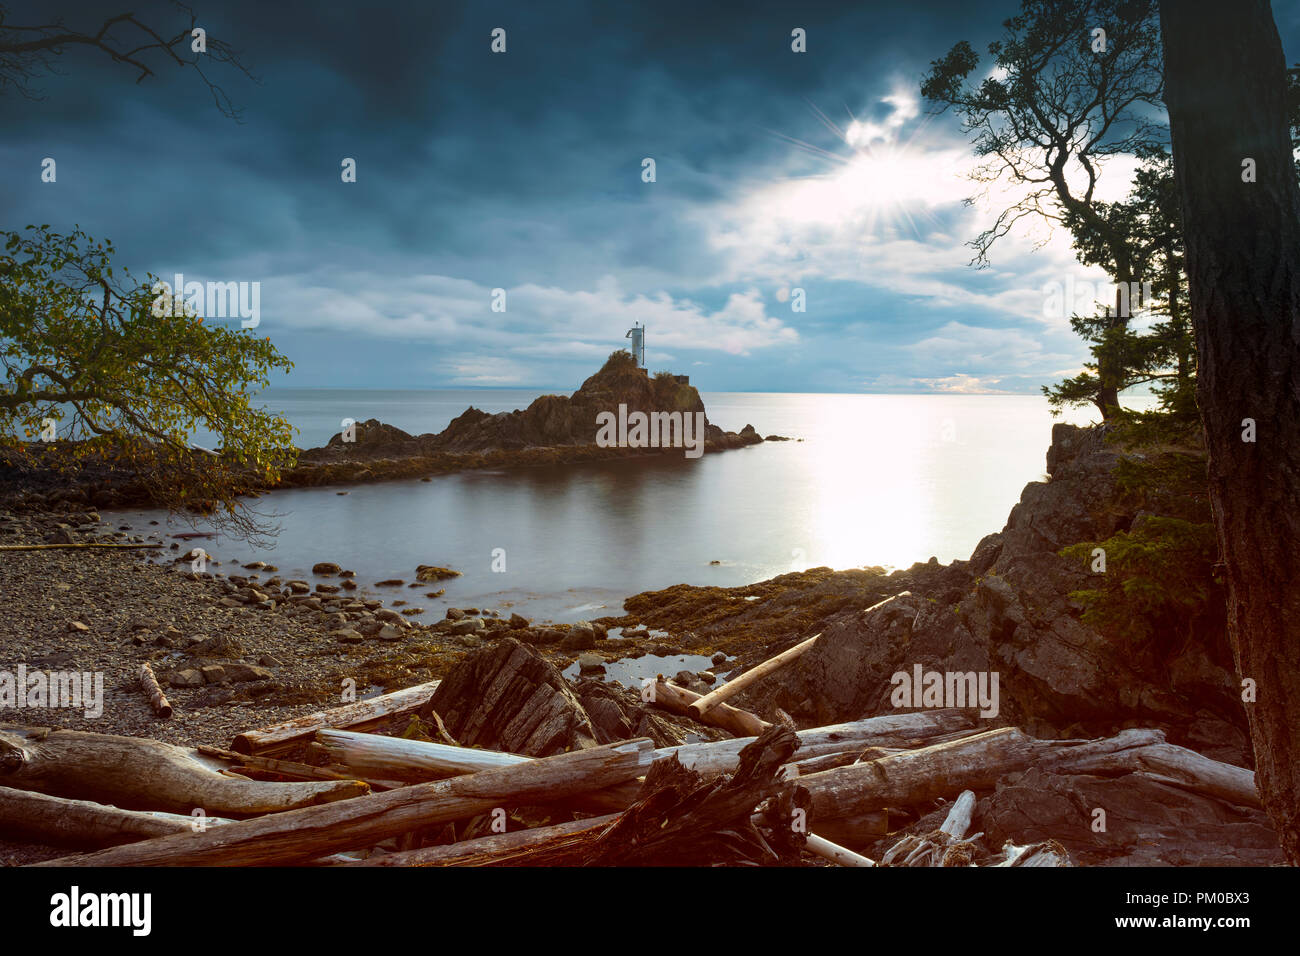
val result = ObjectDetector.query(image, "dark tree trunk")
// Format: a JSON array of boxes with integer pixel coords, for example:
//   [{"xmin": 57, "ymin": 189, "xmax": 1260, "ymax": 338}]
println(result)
[{"xmin": 1160, "ymin": 0, "xmax": 1300, "ymax": 864}]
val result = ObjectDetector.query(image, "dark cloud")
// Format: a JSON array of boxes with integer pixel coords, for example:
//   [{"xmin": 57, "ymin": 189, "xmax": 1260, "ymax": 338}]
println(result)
[{"xmin": 3, "ymin": 0, "xmax": 1298, "ymax": 391}]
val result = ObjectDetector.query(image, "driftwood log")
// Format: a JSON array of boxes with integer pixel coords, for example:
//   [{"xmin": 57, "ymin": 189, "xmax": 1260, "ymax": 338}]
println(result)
[
  {"xmin": 649, "ymin": 679, "xmax": 769, "ymax": 736},
  {"xmin": 0, "ymin": 786, "xmax": 233, "ymax": 848},
  {"xmin": 230, "ymin": 679, "xmax": 441, "ymax": 755},
  {"xmin": 358, "ymin": 727, "xmax": 808, "ymax": 867},
  {"xmin": 138, "ymin": 663, "xmax": 173, "ymax": 718},
  {"xmin": 350, "ymin": 813, "xmax": 623, "ymax": 866},
  {"xmin": 801, "ymin": 727, "xmax": 1170, "ymax": 821},
  {"xmin": 0, "ymin": 725, "xmax": 367, "ymax": 815},
  {"xmin": 34, "ymin": 738, "xmax": 657, "ymax": 866},
  {"xmin": 688, "ymin": 633, "xmax": 820, "ymax": 718},
  {"xmin": 317, "ymin": 708, "xmax": 977, "ymax": 783},
  {"xmin": 1042, "ymin": 739, "xmax": 1261, "ymax": 809}
]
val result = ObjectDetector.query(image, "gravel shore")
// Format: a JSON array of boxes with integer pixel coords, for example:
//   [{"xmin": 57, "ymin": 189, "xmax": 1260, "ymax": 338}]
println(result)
[{"xmin": 0, "ymin": 510, "xmax": 473, "ymax": 747}]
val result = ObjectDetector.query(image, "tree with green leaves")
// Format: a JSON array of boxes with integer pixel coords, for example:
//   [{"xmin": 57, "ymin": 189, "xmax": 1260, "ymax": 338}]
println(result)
[
  {"xmin": 0, "ymin": 225, "xmax": 295, "ymax": 538},
  {"xmin": 1044, "ymin": 145, "xmax": 1196, "ymax": 419},
  {"xmin": 921, "ymin": 0, "xmax": 1166, "ymax": 419}
]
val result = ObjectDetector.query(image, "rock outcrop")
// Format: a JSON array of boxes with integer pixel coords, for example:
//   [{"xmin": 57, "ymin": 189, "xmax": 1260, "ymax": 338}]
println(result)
[
  {"xmin": 300, "ymin": 351, "xmax": 763, "ymax": 465},
  {"xmin": 739, "ymin": 423, "xmax": 1249, "ymax": 767}
]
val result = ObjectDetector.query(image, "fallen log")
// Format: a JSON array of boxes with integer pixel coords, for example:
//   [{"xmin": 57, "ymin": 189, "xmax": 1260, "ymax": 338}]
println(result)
[
  {"xmin": 352, "ymin": 728, "xmax": 816, "ymax": 867},
  {"xmin": 230, "ymin": 679, "xmax": 441, "ymax": 755},
  {"xmin": 0, "ymin": 786, "xmax": 233, "ymax": 848},
  {"xmin": 689, "ymin": 633, "xmax": 820, "ymax": 718},
  {"xmin": 348, "ymin": 813, "xmax": 623, "ymax": 866},
  {"xmin": 650, "ymin": 679, "xmax": 768, "ymax": 736},
  {"xmin": 577, "ymin": 725, "xmax": 807, "ymax": 866},
  {"xmin": 0, "ymin": 725, "xmax": 367, "ymax": 815},
  {"xmin": 138, "ymin": 663, "xmax": 173, "ymax": 718},
  {"xmin": 196, "ymin": 745, "xmax": 376, "ymax": 785},
  {"xmin": 1048, "ymin": 739, "xmax": 1260, "ymax": 809},
  {"xmin": 34, "ymin": 738, "xmax": 656, "ymax": 867},
  {"xmin": 316, "ymin": 709, "xmax": 979, "ymax": 798},
  {"xmin": 802, "ymin": 726, "xmax": 1166, "ymax": 821}
]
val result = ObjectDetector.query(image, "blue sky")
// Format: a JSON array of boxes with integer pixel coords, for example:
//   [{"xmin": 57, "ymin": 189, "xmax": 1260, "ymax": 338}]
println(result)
[{"xmin": 4, "ymin": 0, "xmax": 1300, "ymax": 393}]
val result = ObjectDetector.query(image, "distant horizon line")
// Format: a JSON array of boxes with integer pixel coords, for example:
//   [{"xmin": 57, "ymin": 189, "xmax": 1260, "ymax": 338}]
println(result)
[{"xmin": 258, "ymin": 384, "xmax": 1155, "ymax": 399}]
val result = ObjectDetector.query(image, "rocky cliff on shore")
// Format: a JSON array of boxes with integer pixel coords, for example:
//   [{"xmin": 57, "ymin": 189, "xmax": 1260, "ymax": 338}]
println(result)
[{"xmin": 603, "ymin": 422, "xmax": 1246, "ymax": 766}]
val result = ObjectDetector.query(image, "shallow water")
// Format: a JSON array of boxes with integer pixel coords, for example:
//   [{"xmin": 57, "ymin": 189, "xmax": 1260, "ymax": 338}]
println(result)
[{"xmin": 105, "ymin": 391, "xmax": 1146, "ymax": 623}]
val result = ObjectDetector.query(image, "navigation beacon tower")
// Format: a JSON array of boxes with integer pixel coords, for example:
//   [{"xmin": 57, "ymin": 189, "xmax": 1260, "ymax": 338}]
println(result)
[{"xmin": 625, "ymin": 322, "xmax": 646, "ymax": 369}]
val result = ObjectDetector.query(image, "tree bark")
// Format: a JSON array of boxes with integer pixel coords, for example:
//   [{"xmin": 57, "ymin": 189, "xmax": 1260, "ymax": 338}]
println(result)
[{"xmin": 1159, "ymin": 0, "xmax": 1300, "ymax": 864}]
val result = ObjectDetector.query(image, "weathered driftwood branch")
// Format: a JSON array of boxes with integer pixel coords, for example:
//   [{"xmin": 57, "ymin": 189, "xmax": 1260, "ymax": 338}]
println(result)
[
  {"xmin": 138, "ymin": 663, "xmax": 173, "ymax": 718},
  {"xmin": 805, "ymin": 833, "xmax": 875, "ymax": 867},
  {"xmin": 196, "ymin": 745, "xmax": 374, "ymax": 785},
  {"xmin": 230, "ymin": 680, "xmax": 441, "ymax": 755},
  {"xmin": 650, "ymin": 679, "xmax": 769, "ymax": 736},
  {"xmin": 0, "ymin": 725, "xmax": 367, "ymax": 815},
  {"xmin": 0, "ymin": 786, "xmax": 232, "ymax": 848},
  {"xmin": 878, "ymin": 789, "xmax": 981, "ymax": 867},
  {"xmin": 1047, "ymin": 739, "xmax": 1260, "ymax": 808},
  {"xmin": 34, "ymin": 738, "xmax": 657, "ymax": 867},
  {"xmin": 802, "ymin": 727, "xmax": 1167, "ymax": 821},
  {"xmin": 317, "ymin": 709, "xmax": 979, "ymax": 801},
  {"xmin": 348, "ymin": 813, "xmax": 624, "ymax": 867},
  {"xmin": 577, "ymin": 725, "xmax": 808, "ymax": 866},
  {"xmin": 688, "ymin": 633, "xmax": 821, "ymax": 718},
  {"xmin": 994, "ymin": 841, "xmax": 1071, "ymax": 867},
  {"xmin": 939, "ymin": 789, "xmax": 977, "ymax": 841}
]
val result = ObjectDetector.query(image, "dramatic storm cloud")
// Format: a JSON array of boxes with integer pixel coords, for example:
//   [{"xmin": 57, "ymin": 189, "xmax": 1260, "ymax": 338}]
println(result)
[{"xmin": 3, "ymin": 0, "xmax": 1298, "ymax": 393}]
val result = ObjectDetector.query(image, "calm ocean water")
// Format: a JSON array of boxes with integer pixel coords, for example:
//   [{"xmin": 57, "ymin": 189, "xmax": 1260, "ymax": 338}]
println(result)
[{"xmin": 110, "ymin": 389, "xmax": 1149, "ymax": 624}]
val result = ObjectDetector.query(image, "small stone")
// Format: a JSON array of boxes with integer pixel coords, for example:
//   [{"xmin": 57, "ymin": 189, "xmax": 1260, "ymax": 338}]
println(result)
[
  {"xmin": 168, "ymin": 668, "xmax": 204, "ymax": 688},
  {"xmin": 415, "ymin": 565, "xmax": 461, "ymax": 582},
  {"xmin": 222, "ymin": 663, "xmax": 274, "ymax": 683},
  {"xmin": 66, "ymin": 621, "xmax": 89, "ymax": 633},
  {"xmin": 332, "ymin": 628, "xmax": 365, "ymax": 644},
  {"xmin": 312, "ymin": 562, "xmax": 342, "ymax": 575},
  {"xmin": 560, "ymin": 621, "xmax": 597, "ymax": 651},
  {"xmin": 200, "ymin": 664, "xmax": 227, "ymax": 684},
  {"xmin": 509, "ymin": 613, "xmax": 528, "ymax": 629},
  {"xmin": 375, "ymin": 579, "xmax": 404, "ymax": 587}
]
